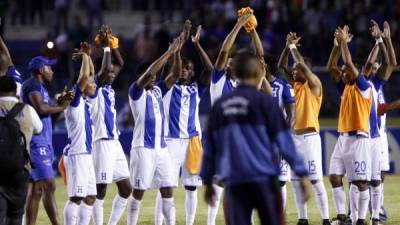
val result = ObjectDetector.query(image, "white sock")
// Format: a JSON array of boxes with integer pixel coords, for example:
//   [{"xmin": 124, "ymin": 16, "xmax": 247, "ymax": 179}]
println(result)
[
  {"xmin": 332, "ymin": 186, "xmax": 346, "ymax": 215},
  {"xmin": 349, "ymin": 184, "xmax": 360, "ymax": 222},
  {"xmin": 370, "ymin": 185, "xmax": 381, "ymax": 219},
  {"xmin": 358, "ymin": 189, "xmax": 370, "ymax": 220},
  {"xmin": 292, "ymin": 180, "xmax": 308, "ymax": 219},
  {"xmin": 92, "ymin": 199, "xmax": 104, "ymax": 225},
  {"xmin": 207, "ymin": 184, "xmax": 223, "ymax": 225},
  {"xmin": 107, "ymin": 194, "xmax": 128, "ymax": 225},
  {"xmin": 162, "ymin": 198, "xmax": 176, "ymax": 225},
  {"xmin": 380, "ymin": 183, "xmax": 385, "ymax": 212},
  {"xmin": 185, "ymin": 189, "xmax": 198, "ymax": 225},
  {"xmin": 78, "ymin": 202, "xmax": 94, "ymax": 225},
  {"xmin": 281, "ymin": 184, "xmax": 287, "ymax": 210},
  {"xmin": 64, "ymin": 201, "xmax": 80, "ymax": 225},
  {"xmin": 312, "ymin": 181, "xmax": 329, "ymax": 219},
  {"xmin": 155, "ymin": 192, "xmax": 164, "ymax": 225},
  {"xmin": 127, "ymin": 196, "xmax": 141, "ymax": 225}
]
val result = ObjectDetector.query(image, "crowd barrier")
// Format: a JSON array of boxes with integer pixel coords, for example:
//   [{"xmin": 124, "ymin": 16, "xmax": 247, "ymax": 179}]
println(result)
[{"xmin": 52, "ymin": 128, "xmax": 400, "ymax": 175}]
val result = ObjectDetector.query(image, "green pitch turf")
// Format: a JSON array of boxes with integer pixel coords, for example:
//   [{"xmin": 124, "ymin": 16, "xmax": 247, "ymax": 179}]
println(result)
[{"xmin": 34, "ymin": 176, "xmax": 400, "ymax": 224}]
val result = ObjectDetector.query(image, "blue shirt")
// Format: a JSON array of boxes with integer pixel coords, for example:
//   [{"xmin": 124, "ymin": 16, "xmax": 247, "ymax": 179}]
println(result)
[
  {"xmin": 201, "ymin": 84, "xmax": 308, "ymax": 185},
  {"xmin": 22, "ymin": 76, "xmax": 53, "ymax": 147},
  {"xmin": 210, "ymin": 69, "xmax": 238, "ymax": 105},
  {"xmin": 270, "ymin": 78, "xmax": 295, "ymax": 119},
  {"xmin": 6, "ymin": 66, "xmax": 22, "ymax": 96},
  {"xmin": 367, "ymin": 75, "xmax": 385, "ymax": 138}
]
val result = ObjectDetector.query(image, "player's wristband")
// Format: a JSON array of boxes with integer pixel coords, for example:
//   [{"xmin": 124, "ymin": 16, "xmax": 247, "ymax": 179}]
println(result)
[
  {"xmin": 375, "ymin": 37, "xmax": 383, "ymax": 45},
  {"xmin": 103, "ymin": 47, "xmax": 111, "ymax": 52},
  {"xmin": 289, "ymin": 44, "xmax": 297, "ymax": 50}
]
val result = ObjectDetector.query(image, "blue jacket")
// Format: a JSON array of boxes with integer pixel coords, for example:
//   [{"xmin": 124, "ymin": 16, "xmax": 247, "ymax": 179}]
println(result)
[{"xmin": 200, "ymin": 84, "xmax": 308, "ymax": 185}]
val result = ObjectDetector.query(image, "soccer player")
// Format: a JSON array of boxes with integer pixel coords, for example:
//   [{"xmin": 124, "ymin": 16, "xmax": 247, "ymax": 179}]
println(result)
[
  {"xmin": 278, "ymin": 33, "xmax": 330, "ymax": 225},
  {"xmin": 126, "ymin": 36, "xmax": 181, "ymax": 225},
  {"xmin": 155, "ymin": 23, "xmax": 212, "ymax": 225},
  {"xmin": 0, "ymin": 35, "xmax": 22, "ymax": 96},
  {"xmin": 201, "ymin": 48, "xmax": 311, "ymax": 225},
  {"xmin": 22, "ymin": 56, "xmax": 73, "ymax": 225},
  {"xmin": 63, "ymin": 42, "xmax": 98, "ymax": 225},
  {"xmin": 89, "ymin": 25, "xmax": 132, "ymax": 225},
  {"xmin": 361, "ymin": 20, "xmax": 396, "ymax": 224},
  {"xmin": 326, "ymin": 26, "xmax": 374, "ymax": 225},
  {"xmin": 207, "ymin": 12, "xmax": 253, "ymax": 225}
]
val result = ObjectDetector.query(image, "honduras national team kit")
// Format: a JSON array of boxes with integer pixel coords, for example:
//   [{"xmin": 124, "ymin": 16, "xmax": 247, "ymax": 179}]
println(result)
[
  {"xmin": 22, "ymin": 76, "xmax": 55, "ymax": 181},
  {"xmin": 128, "ymin": 81, "xmax": 173, "ymax": 190},
  {"xmin": 163, "ymin": 81, "xmax": 207, "ymax": 187},
  {"xmin": 63, "ymin": 85, "xmax": 97, "ymax": 198},
  {"xmin": 89, "ymin": 79, "xmax": 130, "ymax": 184}
]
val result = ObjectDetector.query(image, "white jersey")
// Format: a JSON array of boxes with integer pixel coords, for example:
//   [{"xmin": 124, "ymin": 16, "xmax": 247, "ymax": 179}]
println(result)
[
  {"xmin": 368, "ymin": 75, "xmax": 384, "ymax": 138},
  {"xmin": 87, "ymin": 83, "xmax": 119, "ymax": 141},
  {"xmin": 63, "ymin": 86, "xmax": 93, "ymax": 156},
  {"xmin": 128, "ymin": 81, "xmax": 167, "ymax": 149},
  {"xmin": 377, "ymin": 82, "xmax": 386, "ymax": 135},
  {"xmin": 210, "ymin": 68, "xmax": 238, "ymax": 106},
  {"xmin": 163, "ymin": 82, "xmax": 207, "ymax": 139}
]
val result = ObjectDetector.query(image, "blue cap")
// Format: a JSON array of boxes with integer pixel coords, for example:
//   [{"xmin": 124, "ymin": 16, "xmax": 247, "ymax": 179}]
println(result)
[{"xmin": 28, "ymin": 56, "xmax": 57, "ymax": 72}]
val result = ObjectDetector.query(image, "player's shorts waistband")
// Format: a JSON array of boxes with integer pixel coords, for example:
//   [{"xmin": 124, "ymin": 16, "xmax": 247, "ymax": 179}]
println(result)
[
  {"xmin": 340, "ymin": 131, "xmax": 368, "ymax": 138},
  {"xmin": 293, "ymin": 132, "xmax": 318, "ymax": 138}
]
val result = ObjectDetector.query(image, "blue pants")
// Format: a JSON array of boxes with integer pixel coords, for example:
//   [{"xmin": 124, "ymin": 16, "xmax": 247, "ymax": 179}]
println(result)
[{"xmin": 224, "ymin": 178, "xmax": 284, "ymax": 225}]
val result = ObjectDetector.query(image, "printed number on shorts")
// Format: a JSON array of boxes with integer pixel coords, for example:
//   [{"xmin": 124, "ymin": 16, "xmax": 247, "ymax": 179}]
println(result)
[
  {"xmin": 354, "ymin": 161, "xmax": 366, "ymax": 173},
  {"xmin": 308, "ymin": 160, "xmax": 316, "ymax": 172}
]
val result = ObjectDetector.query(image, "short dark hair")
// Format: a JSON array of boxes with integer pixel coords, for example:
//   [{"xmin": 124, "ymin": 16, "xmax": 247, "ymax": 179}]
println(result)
[
  {"xmin": 264, "ymin": 54, "xmax": 277, "ymax": 75},
  {"xmin": 0, "ymin": 76, "xmax": 17, "ymax": 93},
  {"xmin": 232, "ymin": 49, "xmax": 261, "ymax": 79}
]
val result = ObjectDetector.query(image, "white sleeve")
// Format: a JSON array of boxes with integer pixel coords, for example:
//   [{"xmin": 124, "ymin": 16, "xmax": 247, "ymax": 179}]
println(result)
[{"xmin": 28, "ymin": 105, "xmax": 43, "ymax": 134}]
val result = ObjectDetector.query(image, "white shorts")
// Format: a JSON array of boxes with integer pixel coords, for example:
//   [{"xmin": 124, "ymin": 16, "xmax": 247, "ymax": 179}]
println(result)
[
  {"xmin": 129, "ymin": 147, "xmax": 173, "ymax": 190},
  {"xmin": 92, "ymin": 139, "xmax": 130, "ymax": 184},
  {"xmin": 380, "ymin": 132, "xmax": 390, "ymax": 171},
  {"xmin": 279, "ymin": 159, "xmax": 291, "ymax": 182},
  {"xmin": 292, "ymin": 133, "xmax": 323, "ymax": 181},
  {"xmin": 370, "ymin": 137, "xmax": 382, "ymax": 181},
  {"xmin": 166, "ymin": 138, "xmax": 202, "ymax": 187},
  {"xmin": 64, "ymin": 154, "xmax": 97, "ymax": 198},
  {"xmin": 329, "ymin": 135, "xmax": 371, "ymax": 181}
]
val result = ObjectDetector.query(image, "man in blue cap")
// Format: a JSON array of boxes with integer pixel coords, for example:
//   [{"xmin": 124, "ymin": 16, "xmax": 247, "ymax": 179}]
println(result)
[{"xmin": 22, "ymin": 56, "xmax": 74, "ymax": 225}]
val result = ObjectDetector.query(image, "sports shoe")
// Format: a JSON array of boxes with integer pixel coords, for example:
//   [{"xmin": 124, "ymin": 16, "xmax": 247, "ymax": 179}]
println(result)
[
  {"xmin": 296, "ymin": 219, "xmax": 309, "ymax": 225},
  {"xmin": 331, "ymin": 215, "xmax": 346, "ymax": 225},
  {"xmin": 371, "ymin": 218, "xmax": 380, "ymax": 225},
  {"xmin": 379, "ymin": 206, "xmax": 388, "ymax": 222},
  {"xmin": 356, "ymin": 219, "xmax": 366, "ymax": 225},
  {"xmin": 322, "ymin": 219, "xmax": 331, "ymax": 225}
]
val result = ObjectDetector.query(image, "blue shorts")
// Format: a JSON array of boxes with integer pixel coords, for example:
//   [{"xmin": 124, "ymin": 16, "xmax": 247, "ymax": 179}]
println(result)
[{"xmin": 30, "ymin": 144, "xmax": 55, "ymax": 181}]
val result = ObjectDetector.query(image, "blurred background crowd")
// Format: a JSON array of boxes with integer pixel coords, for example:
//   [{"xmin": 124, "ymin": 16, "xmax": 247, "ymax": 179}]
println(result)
[{"xmin": 0, "ymin": 0, "xmax": 399, "ymax": 129}]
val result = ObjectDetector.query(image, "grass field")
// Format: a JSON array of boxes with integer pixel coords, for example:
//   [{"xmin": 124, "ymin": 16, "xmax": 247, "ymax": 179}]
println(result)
[{"xmin": 35, "ymin": 176, "xmax": 400, "ymax": 225}]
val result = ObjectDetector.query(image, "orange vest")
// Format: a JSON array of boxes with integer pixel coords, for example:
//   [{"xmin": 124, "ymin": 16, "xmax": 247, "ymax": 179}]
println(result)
[
  {"xmin": 294, "ymin": 82, "xmax": 322, "ymax": 132},
  {"xmin": 338, "ymin": 84, "xmax": 372, "ymax": 133}
]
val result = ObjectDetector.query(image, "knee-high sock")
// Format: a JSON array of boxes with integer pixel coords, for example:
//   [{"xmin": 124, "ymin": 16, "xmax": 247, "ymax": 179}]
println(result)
[
  {"xmin": 349, "ymin": 184, "xmax": 360, "ymax": 222},
  {"xmin": 155, "ymin": 192, "xmax": 164, "ymax": 225},
  {"xmin": 281, "ymin": 184, "xmax": 287, "ymax": 210},
  {"xmin": 64, "ymin": 201, "xmax": 79, "ymax": 225},
  {"xmin": 358, "ymin": 189, "xmax": 370, "ymax": 220},
  {"xmin": 162, "ymin": 198, "xmax": 176, "ymax": 225},
  {"xmin": 207, "ymin": 184, "xmax": 223, "ymax": 225},
  {"xmin": 92, "ymin": 199, "xmax": 104, "ymax": 225},
  {"xmin": 380, "ymin": 182, "xmax": 385, "ymax": 212},
  {"xmin": 107, "ymin": 194, "xmax": 128, "ymax": 225},
  {"xmin": 185, "ymin": 189, "xmax": 198, "ymax": 225},
  {"xmin": 78, "ymin": 202, "xmax": 93, "ymax": 225},
  {"xmin": 332, "ymin": 186, "xmax": 346, "ymax": 215},
  {"xmin": 292, "ymin": 180, "xmax": 308, "ymax": 219},
  {"xmin": 312, "ymin": 181, "xmax": 329, "ymax": 219},
  {"xmin": 127, "ymin": 196, "xmax": 141, "ymax": 225},
  {"xmin": 370, "ymin": 185, "xmax": 381, "ymax": 219}
]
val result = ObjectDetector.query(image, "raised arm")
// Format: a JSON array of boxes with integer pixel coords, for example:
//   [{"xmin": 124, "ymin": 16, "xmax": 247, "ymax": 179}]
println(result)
[
  {"xmin": 111, "ymin": 47, "xmax": 124, "ymax": 75},
  {"xmin": 249, "ymin": 29, "xmax": 264, "ymax": 59},
  {"xmin": 192, "ymin": 25, "xmax": 213, "ymax": 85},
  {"xmin": 72, "ymin": 42, "xmax": 91, "ymax": 91},
  {"xmin": 288, "ymin": 33, "xmax": 322, "ymax": 96},
  {"xmin": 164, "ymin": 36, "xmax": 183, "ymax": 89},
  {"xmin": 363, "ymin": 43, "xmax": 379, "ymax": 76},
  {"xmin": 337, "ymin": 26, "xmax": 359, "ymax": 80},
  {"xmin": 257, "ymin": 77, "xmax": 273, "ymax": 95},
  {"xmin": 136, "ymin": 38, "xmax": 180, "ymax": 89},
  {"xmin": 215, "ymin": 13, "xmax": 252, "ymax": 71},
  {"xmin": 278, "ymin": 35, "xmax": 293, "ymax": 84},
  {"xmin": 369, "ymin": 21, "xmax": 391, "ymax": 81},
  {"xmin": 326, "ymin": 36, "xmax": 342, "ymax": 83},
  {"xmin": 378, "ymin": 21, "xmax": 397, "ymax": 81}
]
